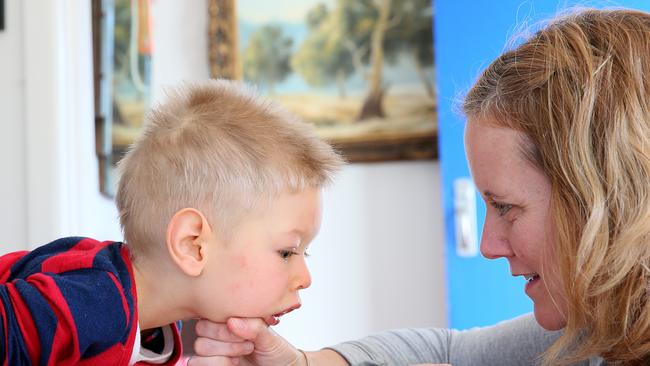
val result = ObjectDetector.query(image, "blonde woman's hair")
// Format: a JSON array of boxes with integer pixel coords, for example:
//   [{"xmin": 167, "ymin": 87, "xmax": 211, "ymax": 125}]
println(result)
[
  {"xmin": 464, "ymin": 8, "xmax": 650, "ymax": 366},
  {"xmin": 116, "ymin": 80, "xmax": 343, "ymax": 260}
]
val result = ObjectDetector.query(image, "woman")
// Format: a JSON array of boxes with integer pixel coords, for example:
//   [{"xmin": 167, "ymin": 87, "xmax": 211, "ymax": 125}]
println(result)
[{"xmin": 187, "ymin": 8, "xmax": 650, "ymax": 366}]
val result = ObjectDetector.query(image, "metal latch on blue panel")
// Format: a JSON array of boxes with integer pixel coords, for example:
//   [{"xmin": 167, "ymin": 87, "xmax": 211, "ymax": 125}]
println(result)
[
  {"xmin": 453, "ymin": 178, "xmax": 478, "ymax": 257},
  {"xmin": 0, "ymin": 0, "xmax": 4, "ymax": 31}
]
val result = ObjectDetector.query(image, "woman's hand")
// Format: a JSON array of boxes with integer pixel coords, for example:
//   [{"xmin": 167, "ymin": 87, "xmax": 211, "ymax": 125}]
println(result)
[
  {"xmin": 186, "ymin": 317, "xmax": 447, "ymax": 366},
  {"xmin": 188, "ymin": 317, "xmax": 306, "ymax": 366}
]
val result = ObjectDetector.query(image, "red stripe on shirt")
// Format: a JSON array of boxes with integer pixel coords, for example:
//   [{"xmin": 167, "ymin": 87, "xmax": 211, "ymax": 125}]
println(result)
[
  {"xmin": 121, "ymin": 245, "xmax": 140, "ymax": 361},
  {"xmin": 0, "ymin": 252, "xmax": 28, "ymax": 282},
  {"xmin": 0, "ymin": 294, "xmax": 8, "ymax": 366},
  {"xmin": 108, "ymin": 272, "xmax": 131, "ymax": 337},
  {"xmin": 5, "ymin": 282, "xmax": 40, "ymax": 364},
  {"xmin": 27, "ymin": 274, "xmax": 81, "ymax": 366},
  {"xmin": 40, "ymin": 239, "xmax": 108, "ymax": 274}
]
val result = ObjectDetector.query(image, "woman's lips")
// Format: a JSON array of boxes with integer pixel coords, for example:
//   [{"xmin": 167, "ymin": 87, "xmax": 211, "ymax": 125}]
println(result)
[{"xmin": 524, "ymin": 273, "xmax": 541, "ymax": 295}]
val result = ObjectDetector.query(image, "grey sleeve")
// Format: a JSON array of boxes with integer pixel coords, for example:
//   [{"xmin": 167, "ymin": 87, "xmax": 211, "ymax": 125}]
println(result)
[{"xmin": 329, "ymin": 313, "xmax": 591, "ymax": 366}]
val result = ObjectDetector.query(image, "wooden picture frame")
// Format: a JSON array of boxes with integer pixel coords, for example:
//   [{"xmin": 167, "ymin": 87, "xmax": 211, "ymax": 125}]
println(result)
[
  {"xmin": 92, "ymin": 0, "xmax": 153, "ymax": 197},
  {"xmin": 208, "ymin": 0, "xmax": 437, "ymax": 162}
]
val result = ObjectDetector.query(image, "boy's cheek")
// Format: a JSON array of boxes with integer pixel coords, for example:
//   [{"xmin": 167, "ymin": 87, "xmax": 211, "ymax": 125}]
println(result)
[{"xmin": 234, "ymin": 254, "xmax": 248, "ymax": 269}]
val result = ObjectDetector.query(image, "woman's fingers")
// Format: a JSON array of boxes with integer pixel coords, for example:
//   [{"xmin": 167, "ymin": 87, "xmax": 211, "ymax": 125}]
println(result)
[
  {"xmin": 193, "ymin": 317, "xmax": 303, "ymax": 365},
  {"xmin": 185, "ymin": 355, "xmax": 242, "ymax": 366},
  {"xmin": 226, "ymin": 318, "xmax": 271, "ymax": 341},
  {"xmin": 194, "ymin": 337, "xmax": 254, "ymax": 357},
  {"xmin": 195, "ymin": 319, "xmax": 246, "ymax": 342},
  {"xmin": 193, "ymin": 319, "xmax": 255, "ymax": 357}
]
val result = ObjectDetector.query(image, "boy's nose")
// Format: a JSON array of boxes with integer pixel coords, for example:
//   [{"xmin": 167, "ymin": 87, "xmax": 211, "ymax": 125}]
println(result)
[{"xmin": 294, "ymin": 259, "xmax": 312, "ymax": 290}]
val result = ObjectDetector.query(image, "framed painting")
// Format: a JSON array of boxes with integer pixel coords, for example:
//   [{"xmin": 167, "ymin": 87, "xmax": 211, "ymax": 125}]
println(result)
[
  {"xmin": 92, "ymin": 0, "xmax": 153, "ymax": 196},
  {"xmin": 208, "ymin": 0, "xmax": 437, "ymax": 161}
]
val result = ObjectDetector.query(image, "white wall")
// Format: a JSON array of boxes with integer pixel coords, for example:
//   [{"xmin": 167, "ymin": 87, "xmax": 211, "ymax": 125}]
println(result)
[
  {"xmin": 276, "ymin": 161, "xmax": 447, "ymax": 349},
  {"xmin": 0, "ymin": 0, "xmax": 448, "ymax": 352},
  {"xmin": 0, "ymin": 0, "xmax": 27, "ymax": 251},
  {"xmin": 21, "ymin": 0, "xmax": 122, "ymax": 247},
  {"xmin": 0, "ymin": 1, "xmax": 122, "ymax": 250},
  {"xmin": 151, "ymin": 0, "xmax": 210, "ymax": 100}
]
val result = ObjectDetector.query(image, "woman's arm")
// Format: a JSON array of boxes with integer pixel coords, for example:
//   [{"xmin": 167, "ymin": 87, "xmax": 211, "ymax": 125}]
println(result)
[
  {"xmin": 191, "ymin": 314, "xmax": 588, "ymax": 366},
  {"xmin": 330, "ymin": 314, "xmax": 578, "ymax": 366}
]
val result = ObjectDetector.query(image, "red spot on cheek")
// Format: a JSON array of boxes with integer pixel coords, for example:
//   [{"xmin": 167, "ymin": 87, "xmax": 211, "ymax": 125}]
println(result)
[{"xmin": 237, "ymin": 255, "xmax": 248, "ymax": 268}]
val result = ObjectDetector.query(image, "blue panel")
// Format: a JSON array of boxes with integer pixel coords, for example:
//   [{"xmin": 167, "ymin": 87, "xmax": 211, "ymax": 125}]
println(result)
[{"xmin": 436, "ymin": 0, "xmax": 650, "ymax": 329}]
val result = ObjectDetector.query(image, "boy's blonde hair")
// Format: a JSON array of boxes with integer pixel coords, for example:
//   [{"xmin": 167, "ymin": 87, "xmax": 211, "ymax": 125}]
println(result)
[
  {"xmin": 116, "ymin": 80, "xmax": 343, "ymax": 259},
  {"xmin": 464, "ymin": 8, "xmax": 650, "ymax": 366}
]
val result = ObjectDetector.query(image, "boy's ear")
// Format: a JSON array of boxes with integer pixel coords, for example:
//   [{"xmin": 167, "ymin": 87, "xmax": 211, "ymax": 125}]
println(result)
[{"xmin": 166, "ymin": 208, "xmax": 213, "ymax": 277}]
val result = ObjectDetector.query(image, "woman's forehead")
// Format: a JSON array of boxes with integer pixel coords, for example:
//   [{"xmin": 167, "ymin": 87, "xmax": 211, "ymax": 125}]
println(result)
[
  {"xmin": 465, "ymin": 119, "xmax": 526, "ymax": 157},
  {"xmin": 466, "ymin": 121, "xmax": 547, "ymax": 192}
]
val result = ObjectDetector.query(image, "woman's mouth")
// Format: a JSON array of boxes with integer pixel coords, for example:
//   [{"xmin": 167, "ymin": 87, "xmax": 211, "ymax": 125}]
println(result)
[
  {"xmin": 523, "ymin": 273, "xmax": 539, "ymax": 282},
  {"xmin": 523, "ymin": 273, "xmax": 541, "ymax": 293}
]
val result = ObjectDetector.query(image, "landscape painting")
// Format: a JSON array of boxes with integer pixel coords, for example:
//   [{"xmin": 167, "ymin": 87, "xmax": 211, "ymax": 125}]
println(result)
[
  {"xmin": 210, "ymin": 0, "xmax": 437, "ymax": 161},
  {"xmin": 92, "ymin": 0, "xmax": 152, "ymax": 196}
]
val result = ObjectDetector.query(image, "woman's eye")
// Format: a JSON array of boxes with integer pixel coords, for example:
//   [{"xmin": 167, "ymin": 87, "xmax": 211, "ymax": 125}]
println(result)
[{"xmin": 492, "ymin": 202, "xmax": 513, "ymax": 217}]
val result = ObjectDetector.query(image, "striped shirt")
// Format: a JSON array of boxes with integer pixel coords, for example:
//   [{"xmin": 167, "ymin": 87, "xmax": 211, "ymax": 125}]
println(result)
[{"xmin": 0, "ymin": 237, "xmax": 181, "ymax": 365}]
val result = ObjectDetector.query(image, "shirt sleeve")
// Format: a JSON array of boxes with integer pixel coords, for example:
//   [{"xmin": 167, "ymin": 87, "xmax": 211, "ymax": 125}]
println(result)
[
  {"xmin": 0, "ymin": 268, "xmax": 131, "ymax": 365},
  {"xmin": 329, "ymin": 313, "xmax": 592, "ymax": 366}
]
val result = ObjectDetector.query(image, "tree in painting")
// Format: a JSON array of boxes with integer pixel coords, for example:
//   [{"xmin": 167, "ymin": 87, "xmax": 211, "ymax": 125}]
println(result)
[
  {"xmin": 385, "ymin": 0, "xmax": 435, "ymax": 98},
  {"xmin": 355, "ymin": 0, "xmax": 435, "ymax": 120},
  {"xmin": 292, "ymin": 4, "xmax": 355, "ymax": 99},
  {"xmin": 293, "ymin": 0, "xmax": 434, "ymax": 121},
  {"xmin": 242, "ymin": 25, "xmax": 293, "ymax": 94}
]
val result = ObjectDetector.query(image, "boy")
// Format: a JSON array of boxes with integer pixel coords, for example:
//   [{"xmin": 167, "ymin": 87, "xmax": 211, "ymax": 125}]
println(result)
[{"xmin": 0, "ymin": 80, "xmax": 343, "ymax": 365}]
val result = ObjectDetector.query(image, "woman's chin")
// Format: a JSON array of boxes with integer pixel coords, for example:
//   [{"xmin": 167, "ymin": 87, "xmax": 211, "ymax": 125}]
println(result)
[{"xmin": 534, "ymin": 305, "xmax": 567, "ymax": 331}]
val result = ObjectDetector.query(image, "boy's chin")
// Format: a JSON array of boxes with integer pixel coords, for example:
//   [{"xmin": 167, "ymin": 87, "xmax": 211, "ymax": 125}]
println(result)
[
  {"xmin": 194, "ymin": 311, "xmax": 229, "ymax": 324},
  {"xmin": 200, "ymin": 313, "xmax": 272, "ymax": 325}
]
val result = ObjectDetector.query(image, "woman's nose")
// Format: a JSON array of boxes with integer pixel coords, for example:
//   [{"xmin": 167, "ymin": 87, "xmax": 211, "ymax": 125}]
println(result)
[{"xmin": 479, "ymin": 214, "xmax": 514, "ymax": 259}]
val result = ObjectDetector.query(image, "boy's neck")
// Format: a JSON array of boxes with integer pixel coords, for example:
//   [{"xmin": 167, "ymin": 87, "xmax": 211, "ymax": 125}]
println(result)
[{"xmin": 133, "ymin": 257, "xmax": 193, "ymax": 330}]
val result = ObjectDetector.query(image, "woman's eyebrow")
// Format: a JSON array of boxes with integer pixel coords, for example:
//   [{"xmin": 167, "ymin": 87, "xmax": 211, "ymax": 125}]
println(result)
[{"xmin": 484, "ymin": 191, "xmax": 506, "ymax": 200}]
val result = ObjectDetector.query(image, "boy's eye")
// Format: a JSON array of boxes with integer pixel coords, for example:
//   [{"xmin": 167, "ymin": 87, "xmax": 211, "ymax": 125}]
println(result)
[
  {"xmin": 279, "ymin": 249, "xmax": 310, "ymax": 261},
  {"xmin": 278, "ymin": 250, "xmax": 297, "ymax": 261}
]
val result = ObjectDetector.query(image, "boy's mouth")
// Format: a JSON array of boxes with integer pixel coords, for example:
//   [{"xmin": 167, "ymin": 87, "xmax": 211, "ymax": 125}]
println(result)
[{"xmin": 264, "ymin": 304, "xmax": 301, "ymax": 326}]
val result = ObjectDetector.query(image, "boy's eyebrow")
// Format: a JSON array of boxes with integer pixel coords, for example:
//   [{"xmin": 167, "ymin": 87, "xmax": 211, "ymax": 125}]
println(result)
[
  {"xmin": 281, "ymin": 229, "xmax": 316, "ymax": 244},
  {"xmin": 279, "ymin": 230, "xmax": 304, "ymax": 239}
]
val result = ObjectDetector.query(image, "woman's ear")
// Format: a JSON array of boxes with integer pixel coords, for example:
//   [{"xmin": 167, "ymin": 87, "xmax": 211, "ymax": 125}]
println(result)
[{"xmin": 166, "ymin": 208, "xmax": 213, "ymax": 277}]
